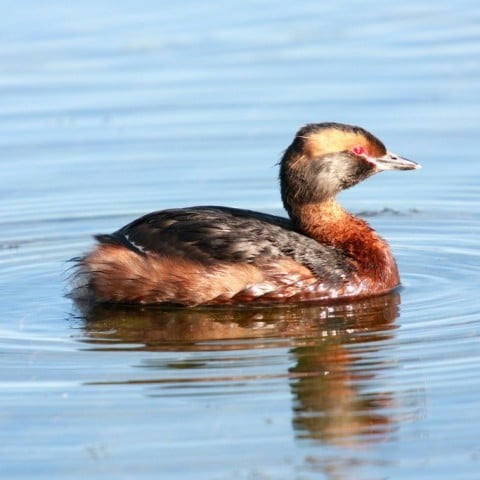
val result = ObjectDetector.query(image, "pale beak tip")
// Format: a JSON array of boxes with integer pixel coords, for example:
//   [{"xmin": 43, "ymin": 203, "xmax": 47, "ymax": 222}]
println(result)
[{"xmin": 373, "ymin": 151, "xmax": 420, "ymax": 171}]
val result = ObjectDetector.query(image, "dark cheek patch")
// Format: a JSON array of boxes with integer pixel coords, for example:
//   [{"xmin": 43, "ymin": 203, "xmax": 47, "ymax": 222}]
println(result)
[{"xmin": 340, "ymin": 158, "xmax": 375, "ymax": 190}]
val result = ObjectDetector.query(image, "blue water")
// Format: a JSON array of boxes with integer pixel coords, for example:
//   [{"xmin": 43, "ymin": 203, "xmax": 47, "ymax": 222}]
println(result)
[{"xmin": 1, "ymin": 1, "xmax": 480, "ymax": 479}]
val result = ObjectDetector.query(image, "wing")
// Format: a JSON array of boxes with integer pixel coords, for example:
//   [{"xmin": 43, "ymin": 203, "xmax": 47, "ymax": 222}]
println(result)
[{"xmin": 95, "ymin": 206, "xmax": 351, "ymax": 281}]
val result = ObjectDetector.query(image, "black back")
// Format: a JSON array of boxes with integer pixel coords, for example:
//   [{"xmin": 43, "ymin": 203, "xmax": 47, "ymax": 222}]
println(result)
[{"xmin": 96, "ymin": 206, "xmax": 351, "ymax": 283}]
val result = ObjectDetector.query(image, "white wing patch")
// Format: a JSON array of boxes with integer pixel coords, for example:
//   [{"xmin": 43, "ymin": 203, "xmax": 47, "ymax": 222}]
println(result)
[{"xmin": 124, "ymin": 234, "xmax": 149, "ymax": 254}]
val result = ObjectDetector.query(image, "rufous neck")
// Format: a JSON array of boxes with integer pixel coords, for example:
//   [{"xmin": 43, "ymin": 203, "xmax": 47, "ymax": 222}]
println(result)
[
  {"xmin": 290, "ymin": 200, "xmax": 387, "ymax": 254},
  {"xmin": 290, "ymin": 200, "xmax": 399, "ymax": 289}
]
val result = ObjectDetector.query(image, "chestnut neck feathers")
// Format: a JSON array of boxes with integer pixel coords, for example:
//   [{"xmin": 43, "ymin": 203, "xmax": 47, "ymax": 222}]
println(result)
[{"xmin": 279, "ymin": 123, "xmax": 392, "ymax": 270}]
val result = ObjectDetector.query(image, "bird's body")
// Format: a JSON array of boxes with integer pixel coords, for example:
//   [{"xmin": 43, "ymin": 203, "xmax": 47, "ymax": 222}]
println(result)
[{"xmin": 74, "ymin": 122, "xmax": 419, "ymax": 306}]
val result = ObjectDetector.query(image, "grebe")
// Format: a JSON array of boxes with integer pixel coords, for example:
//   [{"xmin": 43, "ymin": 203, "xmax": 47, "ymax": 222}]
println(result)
[{"xmin": 75, "ymin": 122, "xmax": 419, "ymax": 306}]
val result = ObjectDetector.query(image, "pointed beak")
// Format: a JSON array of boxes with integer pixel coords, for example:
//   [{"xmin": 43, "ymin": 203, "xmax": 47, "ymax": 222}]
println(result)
[{"xmin": 370, "ymin": 151, "xmax": 421, "ymax": 171}]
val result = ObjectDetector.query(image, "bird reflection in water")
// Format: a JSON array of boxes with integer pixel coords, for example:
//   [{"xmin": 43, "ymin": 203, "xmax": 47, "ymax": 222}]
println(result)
[
  {"xmin": 77, "ymin": 291, "xmax": 402, "ymax": 448},
  {"xmin": 289, "ymin": 294, "xmax": 400, "ymax": 447}
]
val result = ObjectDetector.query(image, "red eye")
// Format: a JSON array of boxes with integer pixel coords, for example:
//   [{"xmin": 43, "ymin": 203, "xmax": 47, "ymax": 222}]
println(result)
[{"xmin": 352, "ymin": 145, "xmax": 365, "ymax": 156}]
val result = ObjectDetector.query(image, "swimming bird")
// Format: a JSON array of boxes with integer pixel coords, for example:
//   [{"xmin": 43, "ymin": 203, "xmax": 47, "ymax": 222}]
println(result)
[{"xmin": 74, "ymin": 122, "xmax": 419, "ymax": 306}]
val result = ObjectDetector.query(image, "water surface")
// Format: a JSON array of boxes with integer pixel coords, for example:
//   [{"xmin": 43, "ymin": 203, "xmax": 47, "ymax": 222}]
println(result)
[{"xmin": 1, "ymin": 1, "xmax": 480, "ymax": 479}]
